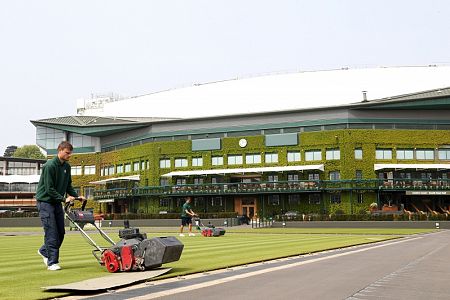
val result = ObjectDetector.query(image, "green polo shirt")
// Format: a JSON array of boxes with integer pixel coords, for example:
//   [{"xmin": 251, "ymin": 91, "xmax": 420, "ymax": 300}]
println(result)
[
  {"xmin": 35, "ymin": 156, "xmax": 78, "ymax": 204},
  {"xmin": 181, "ymin": 202, "xmax": 192, "ymax": 217}
]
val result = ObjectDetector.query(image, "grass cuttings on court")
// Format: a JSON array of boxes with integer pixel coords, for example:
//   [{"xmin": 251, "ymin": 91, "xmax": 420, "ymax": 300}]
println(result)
[{"xmin": 0, "ymin": 227, "xmax": 435, "ymax": 300}]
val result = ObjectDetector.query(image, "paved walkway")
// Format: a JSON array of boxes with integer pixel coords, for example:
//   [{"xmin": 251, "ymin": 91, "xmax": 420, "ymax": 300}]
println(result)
[{"xmin": 70, "ymin": 230, "xmax": 450, "ymax": 300}]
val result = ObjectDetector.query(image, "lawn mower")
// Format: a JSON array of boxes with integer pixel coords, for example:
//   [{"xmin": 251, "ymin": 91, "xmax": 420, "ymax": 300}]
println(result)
[
  {"xmin": 193, "ymin": 217, "xmax": 226, "ymax": 237},
  {"xmin": 64, "ymin": 198, "xmax": 184, "ymax": 273}
]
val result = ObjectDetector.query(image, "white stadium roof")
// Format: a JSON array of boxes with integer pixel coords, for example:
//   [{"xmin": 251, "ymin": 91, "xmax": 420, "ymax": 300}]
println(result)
[{"xmin": 77, "ymin": 65, "xmax": 450, "ymax": 119}]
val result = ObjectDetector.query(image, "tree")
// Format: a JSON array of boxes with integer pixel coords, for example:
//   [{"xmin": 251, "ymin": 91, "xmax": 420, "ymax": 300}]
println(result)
[
  {"xmin": 3, "ymin": 145, "xmax": 17, "ymax": 157},
  {"xmin": 12, "ymin": 145, "xmax": 46, "ymax": 159}
]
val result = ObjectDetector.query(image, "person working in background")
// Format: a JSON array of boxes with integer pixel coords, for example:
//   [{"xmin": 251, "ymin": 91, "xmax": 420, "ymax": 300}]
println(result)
[{"xmin": 180, "ymin": 197, "xmax": 197, "ymax": 237}]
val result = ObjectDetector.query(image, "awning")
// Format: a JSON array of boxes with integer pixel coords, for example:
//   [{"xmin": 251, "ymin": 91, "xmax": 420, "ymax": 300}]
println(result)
[
  {"xmin": 0, "ymin": 175, "xmax": 41, "ymax": 184},
  {"xmin": 374, "ymin": 164, "xmax": 450, "ymax": 171},
  {"xmin": 90, "ymin": 175, "xmax": 140, "ymax": 185},
  {"xmin": 161, "ymin": 164, "xmax": 324, "ymax": 178}
]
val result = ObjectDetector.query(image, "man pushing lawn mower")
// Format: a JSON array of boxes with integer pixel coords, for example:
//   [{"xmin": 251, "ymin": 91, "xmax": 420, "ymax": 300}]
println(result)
[
  {"xmin": 36, "ymin": 141, "xmax": 86, "ymax": 271},
  {"xmin": 179, "ymin": 197, "xmax": 197, "ymax": 237}
]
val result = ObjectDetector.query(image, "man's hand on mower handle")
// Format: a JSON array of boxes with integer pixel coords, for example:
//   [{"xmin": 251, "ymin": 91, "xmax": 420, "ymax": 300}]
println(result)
[{"xmin": 65, "ymin": 196, "xmax": 86, "ymax": 203}]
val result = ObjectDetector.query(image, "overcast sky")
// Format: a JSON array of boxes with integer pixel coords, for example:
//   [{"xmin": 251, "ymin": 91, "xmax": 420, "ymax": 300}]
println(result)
[{"xmin": 1, "ymin": 0, "xmax": 449, "ymax": 155}]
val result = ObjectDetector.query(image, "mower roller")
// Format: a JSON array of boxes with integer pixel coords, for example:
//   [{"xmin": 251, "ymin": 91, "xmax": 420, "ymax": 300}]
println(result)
[{"xmin": 64, "ymin": 198, "xmax": 184, "ymax": 273}]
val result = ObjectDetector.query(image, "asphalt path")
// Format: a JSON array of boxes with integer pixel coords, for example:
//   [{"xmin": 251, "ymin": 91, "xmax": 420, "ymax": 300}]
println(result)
[{"xmin": 73, "ymin": 230, "xmax": 450, "ymax": 300}]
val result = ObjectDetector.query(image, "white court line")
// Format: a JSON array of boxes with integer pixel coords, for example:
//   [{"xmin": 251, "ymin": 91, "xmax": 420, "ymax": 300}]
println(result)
[{"xmin": 128, "ymin": 236, "xmax": 423, "ymax": 300}]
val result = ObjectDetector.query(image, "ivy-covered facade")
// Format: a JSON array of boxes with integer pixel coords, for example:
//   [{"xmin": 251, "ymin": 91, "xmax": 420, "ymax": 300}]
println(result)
[{"xmin": 31, "ymin": 87, "xmax": 450, "ymax": 218}]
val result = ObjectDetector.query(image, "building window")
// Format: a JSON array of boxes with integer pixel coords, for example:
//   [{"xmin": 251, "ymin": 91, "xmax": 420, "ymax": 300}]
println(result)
[
  {"xmin": 305, "ymin": 150, "xmax": 322, "ymax": 161},
  {"xmin": 175, "ymin": 158, "xmax": 188, "ymax": 168},
  {"xmin": 160, "ymin": 178, "xmax": 169, "ymax": 186},
  {"xmin": 228, "ymin": 155, "xmax": 243, "ymax": 165},
  {"xmin": 416, "ymin": 149, "xmax": 434, "ymax": 160},
  {"xmin": 211, "ymin": 177, "xmax": 223, "ymax": 184},
  {"xmin": 11, "ymin": 183, "xmax": 31, "ymax": 192},
  {"xmin": 212, "ymin": 156, "xmax": 224, "ymax": 166},
  {"xmin": 438, "ymin": 148, "xmax": 450, "ymax": 160},
  {"xmin": 399, "ymin": 172, "xmax": 412, "ymax": 179},
  {"xmin": 329, "ymin": 171, "xmax": 340, "ymax": 180},
  {"xmin": 420, "ymin": 172, "xmax": 432, "ymax": 180},
  {"xmin": 160, "ymin": 159, "xmax": 171, "ymax": 169},
  {"xmin": 288, "ymin": 194, "xmax": 300, "ymax": 205},
  {"xmin": 309, "ymin": 194, "xmax": 321, "ymax": 204},
  {"xmin": 116, "ymin": 164, "xmax": 124, "ymax": 174},
  {"xmin": 84, "ymin": 165, "xmax": 96, "ymax": 175},
  {"xmin": 268, "ymin": 175, "xmax": 279, "ymax": 182},
  {"xmin": 355, "ymin": 170, "xmax": 363, "ymax": 180},
  {"xmin": 192, "ymin": 157, "xmax": 203, "ymax": 167},
  {"xmin": 354, "ymin": 148, "xmax": 363, "ymax": 160},
  {"xmin": 265, "ymin": 153, "xmax": 278, "ymax": 163},
  {"xmin": 84, "ymin": 186, "xmax": 95, "ymax": 199},
  {"xmin": 246, "ymin": 154, "xmax": 261, "ymax": 164},
  {"xmin": 308, "ymin": 173, "xmax": 320, "ymax": 180},
  {"xmin": 357, "ymin": 193, "xmax": 364, "ymax": 204},
  {"xmin": 133, "ymin": 162, "xmax": 140, "ymax": 172},
  {"xmin": 71, "ymin": 166, "xmax": 82, "ymax": 176},
  {"xmin": 194, "ymin": 177, "xmax": 204, "ymax": 185},
  {"xmin": 211, "ymin": 197, "xmax": 223, "ymax": 206},
  {"xmin": 5, "ymin": 161, "xmax": 42, "ymax": 176},
  {"xmin": 330, "ymin": 193, "xmax": 341, "ymax": 204},
  {"xmin": 124, "ymin": 163, "xmax": 131, "ymax": 173},
  {"xmin": 140, "ymin": 160, "xmax": 149, "ymax": 170},
  {"xmin": 102, "ymin": 166, "xmax": 111, "ymax": 176},
  {"xmin": 268, "ymin": 195, "xmax": 280, "ymax": 205},
  {"xmin": 376, "ymin": 149, "xmax": 392, "ymax": 160},
  {"xmin": 176, "ymin": 178, "xmax": 187, "ymax": 185},
  {"xmin": 36, "ymin": 126, "xmax": 65, "ymax": 150},
  {"xmin": 160, "ymin": 198, "xmax": 170, "ymax": 207},
  {"xmin": 69, "ymin": 132, "xmax": 94, "ymax": 148},
  {"xmin": 288, "ymin": 174, "xmax": 299, "ymax": 181},
  {"xmin": 287, "ymin": 151, "xmax": 301, "ymax": 162},
  {"xmin": 193, "ymin": 197, "xmax": 203, "ymax": 207},
  {"xmin": 326, "ymin": 149, "xmax": 340, "ymax": 160},
  {"xmin": 397, "ymin": 149, "xmax": 414, "ymax": 160},
  {"xmin": 108, "ymin": 165, "xmax": 115, "ymax": 175}
]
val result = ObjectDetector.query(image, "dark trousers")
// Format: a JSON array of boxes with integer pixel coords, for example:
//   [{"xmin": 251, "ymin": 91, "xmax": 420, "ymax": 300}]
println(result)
[{"xmin": 37, "ymin": 201, "xmax": 65, "ymax": 266}]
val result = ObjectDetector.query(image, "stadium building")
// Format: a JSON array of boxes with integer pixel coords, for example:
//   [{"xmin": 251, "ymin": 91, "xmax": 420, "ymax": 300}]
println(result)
[
  {"xmin": 0, "ymin": 157, "xmax": 45, "ymax": 211},
  {"xmin": 31, "ymin": 66, "xmax": 450, "ymax": 218}
]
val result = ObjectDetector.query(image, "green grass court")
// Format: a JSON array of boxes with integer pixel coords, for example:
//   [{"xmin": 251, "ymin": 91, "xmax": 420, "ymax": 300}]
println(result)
[{"xmin": 0, "ymin": 227, "xmax": 435, "ymax": 300}]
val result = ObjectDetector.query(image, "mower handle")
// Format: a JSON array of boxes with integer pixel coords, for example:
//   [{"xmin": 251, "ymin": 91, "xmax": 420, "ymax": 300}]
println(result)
[{"xmin": 64, "ymin": 197, "xmax": 87, "ymax": 211}]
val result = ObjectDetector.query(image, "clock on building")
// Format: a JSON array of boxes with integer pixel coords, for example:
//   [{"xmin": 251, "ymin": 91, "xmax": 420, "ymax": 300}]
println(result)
[{"xmin": 239, "ymin": 138, "xmax": 247, "ymax": 148}]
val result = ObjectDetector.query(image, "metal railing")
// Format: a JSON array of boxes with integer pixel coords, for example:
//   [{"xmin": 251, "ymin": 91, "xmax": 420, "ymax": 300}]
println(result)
[{"xmin": 93, "ymin": 178, "xmax": 450, "ymax": 199}]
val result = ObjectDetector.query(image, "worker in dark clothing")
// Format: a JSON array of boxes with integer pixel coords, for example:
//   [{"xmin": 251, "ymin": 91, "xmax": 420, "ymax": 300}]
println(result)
[
  {"xmin": 179, "ymin": 197, "xmax": 197, "ymax": 237},
  {"xmin": 36, "ymin": 141, "xmax": 85, "ymax": 271}
]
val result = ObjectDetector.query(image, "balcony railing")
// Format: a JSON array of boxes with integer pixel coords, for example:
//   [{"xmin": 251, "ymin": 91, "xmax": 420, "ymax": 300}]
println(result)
[
  {"xmin": 377, "ymin": 178, "xmax": 450, "ymax": 190},
  {"xmin": 93, "ymin": 178, "xmax": 450, "ymax": 200}
]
